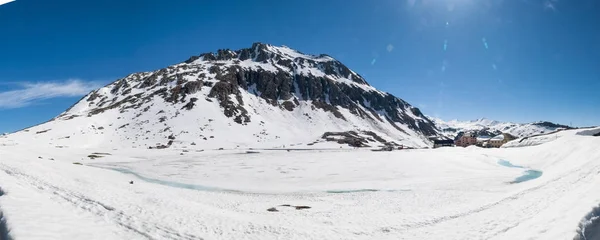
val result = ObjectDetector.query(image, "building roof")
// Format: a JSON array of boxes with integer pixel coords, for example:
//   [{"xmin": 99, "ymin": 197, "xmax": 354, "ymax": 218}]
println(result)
[
  {"xmin": 454, "ymin": 131, "xmax": 477, "ymax": 141},
  {"xmin": 477, "ymin": 136, "xmax": 492, "ymax": 142},
  {"xmin": 491, "ymin": 134, "xmax": 505, "ymax": 141},
  {"xmin": 434, "ymin": 140, "xmax": 454, "ymax": 144}
]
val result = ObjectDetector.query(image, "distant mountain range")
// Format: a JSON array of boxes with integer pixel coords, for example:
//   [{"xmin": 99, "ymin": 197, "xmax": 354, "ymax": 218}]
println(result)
[
  {"xmin": 428, "ymin": 117, "xmax": 573, "ymax": 139},
  {"xmin": 7, "ymin": 43, "xmax": 444, "ymax": 149}
]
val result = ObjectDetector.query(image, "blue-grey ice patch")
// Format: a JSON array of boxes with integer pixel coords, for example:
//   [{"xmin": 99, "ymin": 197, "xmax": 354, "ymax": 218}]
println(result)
[
  {"xmin": 93, "ymin": 165, "xmax": 238, "ymax": 193},
  {"xmin": 326, "ymin": 189, "xmax": 410, "ymax": 194},
  {"xmin": 326, "ymin": 189, "xmax": 380, "ymax": 194},
  {"xmin": 512, "ymin": 170, "xmax": 543, "ymax": 184},
  {"xmin": 497, "ymin": 159, "xmax": 543, "ymax": 184},
  {"xmin": 497, "ymin": 159, "xmax": 524, "ymax": 168}
]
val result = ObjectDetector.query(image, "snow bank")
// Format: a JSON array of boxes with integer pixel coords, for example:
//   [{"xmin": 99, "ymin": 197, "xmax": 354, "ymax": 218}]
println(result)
[
  {"xmin": 575, "ymin": 127, "xmax": 600, "ymax": 136},
  {"xmin": 503, "ymin": 127, "xmax": 599, "ymax": 148}
]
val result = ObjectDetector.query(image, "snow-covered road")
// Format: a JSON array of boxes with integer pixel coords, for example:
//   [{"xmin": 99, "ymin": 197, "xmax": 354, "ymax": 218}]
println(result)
[{"xmin": 0, "ymin": 128, "xmax": 599, "ymax": 239}]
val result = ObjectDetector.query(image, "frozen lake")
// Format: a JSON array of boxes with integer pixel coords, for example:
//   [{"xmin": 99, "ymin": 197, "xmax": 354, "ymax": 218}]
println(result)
[
  {"xmin": 88, "ymin": 149, "xmax": 529, "ymax": 194},
  {"xmin": 1, "ymin": 128, "xmax": 599, "ymax": 239}
]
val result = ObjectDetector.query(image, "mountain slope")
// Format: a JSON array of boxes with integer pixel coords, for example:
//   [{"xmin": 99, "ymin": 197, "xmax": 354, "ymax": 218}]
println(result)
[
  {"xmin": 429, "ymin": 117, "xmax": 572, "ymax": 138},
  {"xmin": 8, "ymin": 43, "xmax": 441, "ymax": 149}
]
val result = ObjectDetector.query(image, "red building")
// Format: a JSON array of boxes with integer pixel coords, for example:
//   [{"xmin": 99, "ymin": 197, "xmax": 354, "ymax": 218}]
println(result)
[{"xmin": 455, "ymin": 132, "xmax": 477, "ymax": 147}]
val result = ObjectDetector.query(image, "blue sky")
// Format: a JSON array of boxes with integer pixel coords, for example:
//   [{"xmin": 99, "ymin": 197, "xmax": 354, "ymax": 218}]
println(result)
[{"xmin": 0, "ymin": 0, "xmax": 598, "ymax": 133}]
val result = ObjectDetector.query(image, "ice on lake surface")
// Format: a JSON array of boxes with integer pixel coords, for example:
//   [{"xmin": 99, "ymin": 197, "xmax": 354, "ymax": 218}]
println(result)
[
  {"xmin": 96, "ymin": 157, "xmax": 544, "ymax": 195},
  {"xmin": 91, "ymin": 165, "xmax": 230, "ymax": 192},
  {"xmin": 325, "ymin": 189, "xmax": 411, "ymax": 194},
  {"xmin": 497, "ymin": 159, "xmax": 525, "ymax": 168},
  {"xmin": 497, "ymin": 159, "xmax": 543, "ymax": 183},
  {"xmin": 512, "ymin": 170, "xmax": 543, "ymax": 183},
  {"xmin": 2, "ymin": 127, "xmax": 599, "ymax": 239}
]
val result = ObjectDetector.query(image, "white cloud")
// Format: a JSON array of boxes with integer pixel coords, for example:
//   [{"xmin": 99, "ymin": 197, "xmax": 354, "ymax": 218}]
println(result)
[
  {"xmin": 0, "ymin": 80, "xmax": 101, "ymax": 109},
  {"xmin": 544, "ymin": 0, "xmax": 558, "ymax": 11},
  {"xmin": 386, "ymin": 44, "xmax": 395, "ymax": 52}
]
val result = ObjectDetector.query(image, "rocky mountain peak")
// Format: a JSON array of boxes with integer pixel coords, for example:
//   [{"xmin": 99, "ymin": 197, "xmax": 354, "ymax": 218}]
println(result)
[
  {"xmin": 41, "ymin": 43, "xmax": 441, "ymax": 149},
  {"xmin": 185, "ymin": 43, "xmax": 369, "ymax": 86}
]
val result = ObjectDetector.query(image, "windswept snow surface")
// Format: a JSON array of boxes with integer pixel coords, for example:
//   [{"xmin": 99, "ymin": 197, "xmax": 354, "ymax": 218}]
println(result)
[{"xmin": 0, "ymin": 128, "xmax": 599, "ymax": 239}]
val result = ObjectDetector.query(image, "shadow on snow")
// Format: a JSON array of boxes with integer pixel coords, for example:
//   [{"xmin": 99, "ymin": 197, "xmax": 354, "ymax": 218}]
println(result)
[
  {"xmin": 0, "ymin": 187, "xmax": 14, "ymax": 240},
  {"xmin": 575, "ymin": 204, "xmax": 600, "ymax": 240}
]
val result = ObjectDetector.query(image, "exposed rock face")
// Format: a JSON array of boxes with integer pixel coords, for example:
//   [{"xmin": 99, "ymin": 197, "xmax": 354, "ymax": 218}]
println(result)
[
  {"xmin": 46, "ymin": 43, "xmax": 442, "ymax": 148},
  {"xmin": 532, "ymin": 121, "xmax": 572, "ymax": 130},
  {"xmin": 321, "ymin": 131, "xmax": 402, "ymax": 148}
]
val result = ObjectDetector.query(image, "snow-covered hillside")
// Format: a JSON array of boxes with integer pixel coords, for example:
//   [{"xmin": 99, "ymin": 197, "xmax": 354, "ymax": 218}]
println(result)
[
  {"xmin": 429, "ymin": 117, "xmax": 572, "ymax": 138},
  {"xmin": 7, "ymin": 43, "xmax": 440, "ymax": 149},
  {"xmin": 503, "ymin": 126, "xmax": 600, "ymax": 148},
  {"xmin": 1, "ymin": 125, "xmax": 599, "ymax": 239}
]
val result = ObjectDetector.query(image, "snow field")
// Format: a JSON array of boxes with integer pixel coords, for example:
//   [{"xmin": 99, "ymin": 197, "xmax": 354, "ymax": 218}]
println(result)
[{"xmin": 0, "ymin": 127, "xmax": 598, "ymax": 239}]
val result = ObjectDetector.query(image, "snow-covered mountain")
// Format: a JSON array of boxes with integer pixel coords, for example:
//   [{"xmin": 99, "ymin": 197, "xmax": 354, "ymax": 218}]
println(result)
[
  {"xmin": 8, "ymin": 43, "xmax": 442, "ymax": 149},
  {"xmin": 429, "ymin": 117, "xmax": 572, "ymax": 138}
]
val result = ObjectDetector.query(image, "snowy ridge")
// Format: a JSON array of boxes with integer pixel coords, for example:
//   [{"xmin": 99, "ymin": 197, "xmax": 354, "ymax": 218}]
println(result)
[
  {"xmin": 429, "ymin": 117, "xmax": 572, "ymax": 138},
  {"xmin": 8, "ymin": 43, "xmax": 441, "ymax": 149},
  {"xmin": 503, "ymin": 127, "xmax": 600, "ymax": 148}
]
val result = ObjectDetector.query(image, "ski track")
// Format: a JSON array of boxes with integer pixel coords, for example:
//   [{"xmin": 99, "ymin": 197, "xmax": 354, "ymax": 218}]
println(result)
[
  {"xmin": 0, "ymin": 163, "xmax": 202, "ymax": 240},
  {"xmin": 392, "ymin": 159, "xmax": 600, "ymax": 239},
  {"xmin": 5, "ymin": 160, "xmax": 597, "ymax": 239},
  {"xmin": 7, "ymin": 159, "xmax": 596, "ymax": 239}
]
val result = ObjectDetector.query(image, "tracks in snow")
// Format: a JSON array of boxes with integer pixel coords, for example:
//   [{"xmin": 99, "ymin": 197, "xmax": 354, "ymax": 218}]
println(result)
[
  {"xmin": 0, "ymin": 163, "xmax": 202, "ymax": 240},
  {"xmin": 391, "ymin": 160, "xmax": 600, "ymax": 239}
]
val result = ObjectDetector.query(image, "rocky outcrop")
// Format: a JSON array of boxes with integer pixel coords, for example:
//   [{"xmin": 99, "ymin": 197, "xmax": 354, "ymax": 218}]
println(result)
[
  {"xmin": 321, "ymin": 131, "xmax": 400, "ymax": 148},
  {"xmin": 208, "ymin": 81, "xmax": 250, "ymax": 124},
  {"xmin": 532, "ymin": 121, "xmax": 572, "ymax": 129}
]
